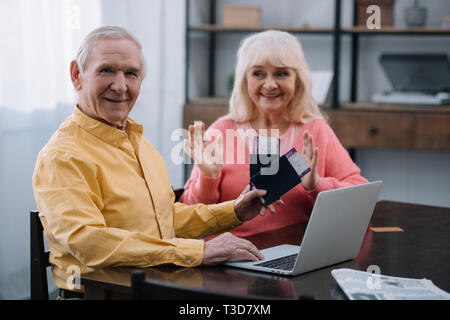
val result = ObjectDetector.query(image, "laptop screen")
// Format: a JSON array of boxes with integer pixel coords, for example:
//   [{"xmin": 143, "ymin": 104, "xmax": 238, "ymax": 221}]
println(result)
[{"xmin": 380, "ymin": 54, "xmax": 450, "ymax": 94}]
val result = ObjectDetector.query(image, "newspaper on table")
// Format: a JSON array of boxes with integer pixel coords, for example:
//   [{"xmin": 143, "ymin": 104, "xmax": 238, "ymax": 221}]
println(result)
[{"xmin": 331, "ymin": 268, "xmax": 450, "ymax": 300}]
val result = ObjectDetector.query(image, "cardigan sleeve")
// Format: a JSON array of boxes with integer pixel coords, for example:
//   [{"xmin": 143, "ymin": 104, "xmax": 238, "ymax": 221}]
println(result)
[
  {"xmin": 180, "ymin": 118, "xmax": 233, "ymax": 205},
  {"xmin": 179, "ymin": 165, "xmax": 222, "ymax": 204},
  {"xmin": 304, "ymin": 120, "xmax": 368, "ymax": 198}
]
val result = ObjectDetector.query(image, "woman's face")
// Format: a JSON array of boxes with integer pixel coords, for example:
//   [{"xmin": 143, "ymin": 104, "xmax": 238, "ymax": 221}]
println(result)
[{"xmin": 246, "ymin": 63, "xmax": 297, "ymax": 117}]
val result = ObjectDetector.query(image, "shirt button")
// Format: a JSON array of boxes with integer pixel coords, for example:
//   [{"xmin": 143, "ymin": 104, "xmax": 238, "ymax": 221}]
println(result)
[
  {"xmin": 153, "ymin": 258, "xmax": 158, "ymax": 264},
  {"xmin": 113, "ymin": 141, "xmax": 118, "ymax": 146},
  {"xmin": 186, "ymin": 258, "xmax": 191, "ymax": 265}
]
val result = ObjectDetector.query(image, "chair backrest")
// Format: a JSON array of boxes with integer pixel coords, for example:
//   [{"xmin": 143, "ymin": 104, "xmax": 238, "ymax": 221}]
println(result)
[
  {"xmin": 30, "ymin": 210, "xmax": 51, "ymax": 300},
  {"xmin": 173, "ymin": 188, "xmax": 184, "ymax": 202},
  {"xmin": 131, "ymin": 270, "xmax": 271, "ymax": 300}
]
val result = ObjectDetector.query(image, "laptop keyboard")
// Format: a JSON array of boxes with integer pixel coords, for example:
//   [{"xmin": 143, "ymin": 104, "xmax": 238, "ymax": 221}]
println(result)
[{"xmin": 254, "ymin": 253, "xmax": 298, "ymax": 271}]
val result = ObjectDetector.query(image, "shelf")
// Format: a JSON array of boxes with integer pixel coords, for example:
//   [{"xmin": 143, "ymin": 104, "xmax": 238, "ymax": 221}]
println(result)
[
  {"xmin": 186, "ymin": 98, "xmax": 450, "ymax": 114},
  {"xmin": 188, "ymin": 97, "xmax": 336, "ymax": 107},
  {"xmin": 184, "ymin": 99, "xmax": 450, "ymax": 151},
  {"xmin": 186, "ymin": 97, "xmax": 229, "ymax": 106},
  {"xmin": 185, "ymin": 1, "xmax": 450, "ymax": 153},
  {"xmin": 328, "ymin": 102, "xmax": 450, "ymax": 114},
  {"xmin": 342, "ymin": 26, "xmax": 450, "ymax": 35},
  {"xmin": 325, "ymin": 104, "xmax": 450, "ymax": 151},
  {"xmin": 189, "ymin": 24, "xmax": 334, "ymax": 34},
  {"xmin": 188, "ymin": 25, "xmax": 450, "ymax": 36}
]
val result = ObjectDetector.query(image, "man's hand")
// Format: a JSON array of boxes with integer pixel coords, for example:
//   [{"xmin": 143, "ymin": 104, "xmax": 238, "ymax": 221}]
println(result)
[
  {"xmin": 234, "ymin": 185, "xmax": 277, "ymax": 221},
  {"xmin": 202, "ymin": 232, "xmax": 264, "ymax": 265},
  {"xmin": 234, "ymin": 185, "xmax": 285, "ymax": 221}
]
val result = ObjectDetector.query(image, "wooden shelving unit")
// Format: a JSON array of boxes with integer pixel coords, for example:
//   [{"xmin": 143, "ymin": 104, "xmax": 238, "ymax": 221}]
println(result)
[
  {"xmin": 324, "ymin": 104, "xmax": 450, "ymax": 151},
  {"xmin": 185, "ymin": 0, "xmax": 340, "ymax": 104},
  {"xmin": 343, "ymin": 26, "xmax": 450, "ymax": 34},
  {"xmin": 189, "ymin": 24, "xmax": 334, "ymax": 34},
  {"xmin": 184, "ymin": 98, "xmax": 450, "ymax": 152},
  {"xmin": 184, "ymin": 0, "xmax": 450, "ymax": 159}
]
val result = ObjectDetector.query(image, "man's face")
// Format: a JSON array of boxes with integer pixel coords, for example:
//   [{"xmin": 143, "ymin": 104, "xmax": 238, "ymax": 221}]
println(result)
[{"xmin": 72, "ymin": 38, "xmax": 143, "ymax": 129}]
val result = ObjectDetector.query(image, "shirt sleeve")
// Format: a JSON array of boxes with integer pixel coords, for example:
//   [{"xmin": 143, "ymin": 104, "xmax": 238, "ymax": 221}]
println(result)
[
  {"xmin": 173, "ymin": 200, "xmax": 242, "ymax": 239},
  {"xmin": 33, "ymin": 151, "xmax": 206, "ymax": 268}
]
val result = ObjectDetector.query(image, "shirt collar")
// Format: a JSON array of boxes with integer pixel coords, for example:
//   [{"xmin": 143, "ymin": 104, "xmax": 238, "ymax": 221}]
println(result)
[{"xmin": 72, "ymin": 105, "xmax": 143, "ymax": 146}]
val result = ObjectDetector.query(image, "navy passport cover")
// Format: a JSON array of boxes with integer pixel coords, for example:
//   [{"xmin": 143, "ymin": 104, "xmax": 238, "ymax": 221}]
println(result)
[{"xmin": 250, "ymin": 154, "xmax": 302, "ymax": 205}]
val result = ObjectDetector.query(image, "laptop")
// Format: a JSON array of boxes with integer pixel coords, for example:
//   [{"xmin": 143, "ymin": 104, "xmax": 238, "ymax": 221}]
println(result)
[{"xmin": 224, "ymin": 181, "xmax": 383, "ymax": 276}]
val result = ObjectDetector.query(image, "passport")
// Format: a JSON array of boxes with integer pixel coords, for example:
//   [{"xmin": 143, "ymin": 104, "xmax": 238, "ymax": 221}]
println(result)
[
  {"xmin": 249, "ymin": 136, "xmax": 280, "ymax": 179},
  {"xmin": 250, "ymin": 147, "xmax": 310, "ymax": 205}
]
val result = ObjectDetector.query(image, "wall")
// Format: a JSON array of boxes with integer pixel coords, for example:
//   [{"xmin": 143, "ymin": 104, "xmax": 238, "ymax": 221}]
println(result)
[{"xmin": 188, "ymin": 0, "xmax": 450, "ymax": 207}]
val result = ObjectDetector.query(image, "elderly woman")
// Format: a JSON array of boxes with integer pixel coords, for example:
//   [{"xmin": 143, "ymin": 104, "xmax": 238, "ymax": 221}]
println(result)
[{"xmin": 181, "ymin": 30, "xmax": 367, "ymax": 237}]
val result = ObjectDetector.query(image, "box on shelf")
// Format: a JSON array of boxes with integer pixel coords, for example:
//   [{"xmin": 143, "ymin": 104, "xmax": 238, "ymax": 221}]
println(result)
[
  {"xmin": 356, "ymin": 0, "xmax": 395, "ymax": 27},
  {"xmin": 443, "ymin": 16, "xmax": 450, "ymax": 29},
  {"xmin": 222, "ymin": 5, "xmax": 260, "ymax": 27}
]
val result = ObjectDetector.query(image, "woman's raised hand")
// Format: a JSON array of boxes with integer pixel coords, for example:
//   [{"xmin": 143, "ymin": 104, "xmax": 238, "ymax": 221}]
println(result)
[
  {"xmin": 301, "ymin": 130, "xmax": 319, "ymax": 190},
  {"xmin": 183, "ymin": 121, "xmax": 223, "ymax": 178}
]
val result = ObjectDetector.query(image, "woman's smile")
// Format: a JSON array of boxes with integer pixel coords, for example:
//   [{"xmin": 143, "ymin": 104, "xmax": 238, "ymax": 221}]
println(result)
[{"xmin": 260, "ymin": 92, "xmax": 284, "ymax": 100}]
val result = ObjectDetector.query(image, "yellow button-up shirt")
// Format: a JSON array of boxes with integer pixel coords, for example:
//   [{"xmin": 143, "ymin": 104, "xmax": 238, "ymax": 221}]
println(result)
[{"xmin": 32, "ymin": 107, "xmax": 241, "ymax": 291}]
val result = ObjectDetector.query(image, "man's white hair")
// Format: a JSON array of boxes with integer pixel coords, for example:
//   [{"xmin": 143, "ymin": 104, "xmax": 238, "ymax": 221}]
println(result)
[{"xmin": 75, "ymin": 26, "xmax": 147, "ymax": 78}]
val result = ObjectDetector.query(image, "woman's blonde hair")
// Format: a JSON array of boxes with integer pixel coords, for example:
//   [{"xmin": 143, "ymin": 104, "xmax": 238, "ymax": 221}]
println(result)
[{"xmin": 229, "ymin": 30, "xmax": 325, "ymax": 123}]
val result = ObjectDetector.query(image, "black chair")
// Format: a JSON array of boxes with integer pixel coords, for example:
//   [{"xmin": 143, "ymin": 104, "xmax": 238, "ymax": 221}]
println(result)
[
  {"xmin": 131, "ymin": 270, "xmax": 271, "ymax": 300},
  {"xmin": 30, "ymin": 210, "xmax": 51, "ymax": 300},
  {"xmin": 173, "ymin": 187, "xmax": 184, "ymax": 202}
]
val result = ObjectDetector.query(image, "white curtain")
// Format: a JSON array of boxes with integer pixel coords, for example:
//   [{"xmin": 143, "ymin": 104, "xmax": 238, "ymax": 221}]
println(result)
[
  {"xmin": 0, "ymin": 0, "xmax": 185, "ymax": 299},
  {"xmin": 0, "ymin": 0, "xmax": 102, "ymax": 299},
  {"xmin": 0, "ymin": 0, "xmax": 102, "ymax": 115}
]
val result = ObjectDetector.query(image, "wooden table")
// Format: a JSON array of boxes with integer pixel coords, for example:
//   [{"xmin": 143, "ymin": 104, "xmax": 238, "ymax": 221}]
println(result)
[{"xmin": 81, "ymin": 201, "xmax": 450, "ymax": 300}]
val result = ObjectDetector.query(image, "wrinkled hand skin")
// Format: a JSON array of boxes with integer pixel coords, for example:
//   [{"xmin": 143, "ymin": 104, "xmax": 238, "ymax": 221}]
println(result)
[{"xmin": 202, "ymin": 232, "xmax": 264, "ymax": 265}]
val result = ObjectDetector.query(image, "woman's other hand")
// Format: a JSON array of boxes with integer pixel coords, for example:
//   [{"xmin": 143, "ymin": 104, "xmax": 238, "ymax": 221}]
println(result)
[{"xmin": 301, "ymin": 130, "xmax": 319, "ymax": 190}]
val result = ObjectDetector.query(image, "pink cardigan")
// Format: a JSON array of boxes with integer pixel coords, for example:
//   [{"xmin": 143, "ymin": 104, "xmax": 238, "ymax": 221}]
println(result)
[{"xmin": 180, "ymin": 118, "xmax": 368, "ymax": 237}]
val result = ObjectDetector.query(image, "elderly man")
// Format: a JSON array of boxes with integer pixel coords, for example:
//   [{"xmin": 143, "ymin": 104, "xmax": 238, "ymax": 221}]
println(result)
[{"xmin": 32, "ymin": 26, "xmax": 271, "ymax": 298}]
